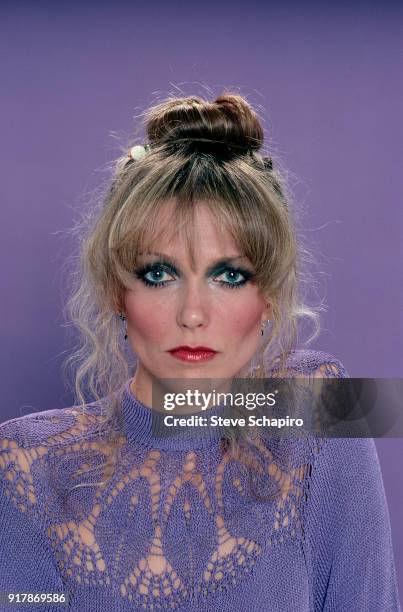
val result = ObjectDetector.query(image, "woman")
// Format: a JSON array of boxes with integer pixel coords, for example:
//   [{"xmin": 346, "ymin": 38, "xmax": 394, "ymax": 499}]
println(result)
[{"xmin": 0, "ymin": 93, "xmax": 400, "ymax": 611}]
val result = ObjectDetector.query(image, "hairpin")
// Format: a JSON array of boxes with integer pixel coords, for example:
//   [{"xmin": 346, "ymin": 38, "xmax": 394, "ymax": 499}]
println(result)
[
  {"xmin": 263, "ymin": 156, "xmax": 273, "ymax": 170},
  {"xmin": 128, "ymin": 143, "xmax": 151, "ymax": 160}
]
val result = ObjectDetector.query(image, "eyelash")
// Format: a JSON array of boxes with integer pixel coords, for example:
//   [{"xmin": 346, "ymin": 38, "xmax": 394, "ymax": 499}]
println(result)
[{"xmin": 134, "ymin": 262, "xmax": 253, "ymax": 289}]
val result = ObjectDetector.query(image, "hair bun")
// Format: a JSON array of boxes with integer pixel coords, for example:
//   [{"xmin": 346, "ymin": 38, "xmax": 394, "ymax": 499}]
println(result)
[{"xmin": 145, "ymin": 93, "xmax": 264, "ymax": 159}]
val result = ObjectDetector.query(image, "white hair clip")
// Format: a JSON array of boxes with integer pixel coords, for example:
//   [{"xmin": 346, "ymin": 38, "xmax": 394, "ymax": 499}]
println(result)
[{"xmin": 128, "ymin": 144, "xmax": 151, "ymax": 160}]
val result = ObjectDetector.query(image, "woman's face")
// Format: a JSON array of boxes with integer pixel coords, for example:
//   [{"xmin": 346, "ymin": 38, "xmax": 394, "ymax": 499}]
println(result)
[{"xmin": 123, "ymin": 200, "xmax": 272, "ymax": 400}]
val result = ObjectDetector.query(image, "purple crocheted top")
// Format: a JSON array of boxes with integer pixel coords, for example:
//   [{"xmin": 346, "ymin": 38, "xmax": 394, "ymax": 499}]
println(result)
[{"xmin": 0, "ymin": 349, "xmax": 400, "ymax": 611}]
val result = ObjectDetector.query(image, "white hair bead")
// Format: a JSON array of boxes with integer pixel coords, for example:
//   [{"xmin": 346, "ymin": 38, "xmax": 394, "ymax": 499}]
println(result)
[{"xmin": 129, "ymin": 145, "xmax": 147, "ymax": 160}]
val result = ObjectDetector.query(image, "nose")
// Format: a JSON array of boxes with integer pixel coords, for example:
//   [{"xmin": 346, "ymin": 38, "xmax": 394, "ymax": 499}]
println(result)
[{"xmin": 177, "ymin": 282, "xmax": 209, "ymax": 330}]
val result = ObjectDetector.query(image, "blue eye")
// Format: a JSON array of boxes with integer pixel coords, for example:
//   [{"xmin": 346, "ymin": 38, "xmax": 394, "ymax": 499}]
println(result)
[
  {"xmin": 134, "ymin": 261, "xmax": 254, "ymax": 289},
  {"xmin": 135, "ymin": 263, "xmax": 176, "ymax": 288},
  {"xmin": 214, "ymin": 268, "xmax": 248, "ymax": 288},
  {"xmin": 144, "ymin": 269, "xmax": 171, "ymax": 284}
]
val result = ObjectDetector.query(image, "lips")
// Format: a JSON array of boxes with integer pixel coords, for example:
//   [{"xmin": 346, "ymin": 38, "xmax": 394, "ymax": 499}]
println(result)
[{"xmin": 168, "ymin": 346, "xmax": 218, "ymax": 363}]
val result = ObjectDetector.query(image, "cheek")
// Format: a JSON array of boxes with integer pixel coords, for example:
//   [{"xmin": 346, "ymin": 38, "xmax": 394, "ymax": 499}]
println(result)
[
  {"xmin": 219, "ymin": 294, "xmax": 264, "ymax": 337},
  {"xmin": 124, "ymin": 291, "xmax": 172, "ymax": 342}
]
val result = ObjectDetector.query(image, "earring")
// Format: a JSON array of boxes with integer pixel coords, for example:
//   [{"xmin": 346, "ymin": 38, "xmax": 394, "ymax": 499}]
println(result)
[
  {"xmin": 261, "ymin": 319, "xmax": 271, "ymax": 336},
  {"xmin": 119, "ymin": 312, "xmax": 128, "ymax": 340}
]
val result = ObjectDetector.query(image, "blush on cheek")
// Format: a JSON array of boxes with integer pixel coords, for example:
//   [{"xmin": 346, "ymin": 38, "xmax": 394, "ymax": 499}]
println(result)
[
  {"xmin": 229, "ymin": 305, "xmax": 263, "ymax": 337},
  {"xmin": 125, "ymin": 303, "xmax": 171, "ymax": 345}
]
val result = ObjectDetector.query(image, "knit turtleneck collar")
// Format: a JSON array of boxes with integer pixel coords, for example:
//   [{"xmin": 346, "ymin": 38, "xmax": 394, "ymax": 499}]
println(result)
[{"xmin": 120, "ymin": 379, "xmax": 229, "ymax": 450}]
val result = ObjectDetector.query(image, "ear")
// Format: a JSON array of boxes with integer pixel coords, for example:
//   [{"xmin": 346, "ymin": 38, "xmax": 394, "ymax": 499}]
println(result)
[
  {"xmin": 265, "ymin": 300, "xmax": 275, "ymax": 319},
  {"xmin": 113, "ymin": 293, "xmax": 125, "ymax": 316}
]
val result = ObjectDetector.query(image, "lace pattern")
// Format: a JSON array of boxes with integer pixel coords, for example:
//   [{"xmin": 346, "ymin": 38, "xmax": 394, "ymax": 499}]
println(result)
[{"xmin": 0, "ymin": 349, "xmax": 347, "ymax": 609}]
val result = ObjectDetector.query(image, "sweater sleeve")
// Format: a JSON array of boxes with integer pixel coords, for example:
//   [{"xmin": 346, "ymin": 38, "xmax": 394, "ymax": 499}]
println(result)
[
  {"xmin": 0, "ymin": 465, "xmax": 70, "ymax": 609},
  {"xmin": 305, "ymin": 436, "xmax": 401, "ymax": 611}
]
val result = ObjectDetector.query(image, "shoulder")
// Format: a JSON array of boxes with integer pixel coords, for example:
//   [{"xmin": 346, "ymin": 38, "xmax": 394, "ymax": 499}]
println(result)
[
  {"xmin": 0, "ymin": 400, "xmax": 109, "ymax": 449},
  {"xmin": 0, "ymin": 406, "xmax": 78, "ymax": 447},
  {"xmin": 0, "ymin": 407, "xmax": 76, "ymax": 511},
  {"xmin": 311, "ymin": 436, "xmax": 382, "ymax": 489},
  {"xmin": 0, "ymin": 406, "xmax": 80, "ymax": 489},
  {"xmin": 0, "ymin": 402, "xmax": 112, "ymax": 514},
  {"xmin": 268, "ymin": 348, "xmax": 350, "ymax": 378},
  {"xmin": 0, "ymin": 404, "xmax": 103, "ymax": 471}
]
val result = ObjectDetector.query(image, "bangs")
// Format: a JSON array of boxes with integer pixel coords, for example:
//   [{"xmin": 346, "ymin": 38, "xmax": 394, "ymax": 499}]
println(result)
[
  {"xmin": 107, "ymin": 194, "xmax": 243, "ymax": 291},
  {"xmin": 106, "ymin": 153, "xmax": 282, "ymax": 294}
]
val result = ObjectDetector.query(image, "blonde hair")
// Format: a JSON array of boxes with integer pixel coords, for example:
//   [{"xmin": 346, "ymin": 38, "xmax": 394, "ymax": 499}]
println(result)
[{"xmin": 61, "ymin": 91, "xmax": 323, "ymax": 501}]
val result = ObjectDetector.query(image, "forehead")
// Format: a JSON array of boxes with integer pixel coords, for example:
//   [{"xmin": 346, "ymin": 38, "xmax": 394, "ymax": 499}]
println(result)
[{"xmin": 139, "ymin": 199, "xmax": 244, "ymax": 267}]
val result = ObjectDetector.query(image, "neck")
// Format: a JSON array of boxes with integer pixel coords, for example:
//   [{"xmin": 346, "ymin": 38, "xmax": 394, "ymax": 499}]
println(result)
[{"xmin": 130, "ymin": 362, "xmax": 234, "ymax": 415}]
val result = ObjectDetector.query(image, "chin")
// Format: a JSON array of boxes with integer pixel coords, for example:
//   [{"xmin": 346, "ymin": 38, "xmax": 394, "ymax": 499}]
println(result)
[{"xmin": 171, "ymin": 364, "xmax": 218, "ymax": 376}]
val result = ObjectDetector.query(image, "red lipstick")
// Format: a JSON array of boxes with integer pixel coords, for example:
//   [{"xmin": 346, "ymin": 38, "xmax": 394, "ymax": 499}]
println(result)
[{"xmin": 168, "ymin": 346, "xmax": 218, "ymax": 362}]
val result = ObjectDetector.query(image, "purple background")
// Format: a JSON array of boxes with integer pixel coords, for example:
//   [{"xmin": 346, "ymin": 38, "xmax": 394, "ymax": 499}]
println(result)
[{"xmin": 1, "ymin": 0, "xmax": 402, "ymax": 596}]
